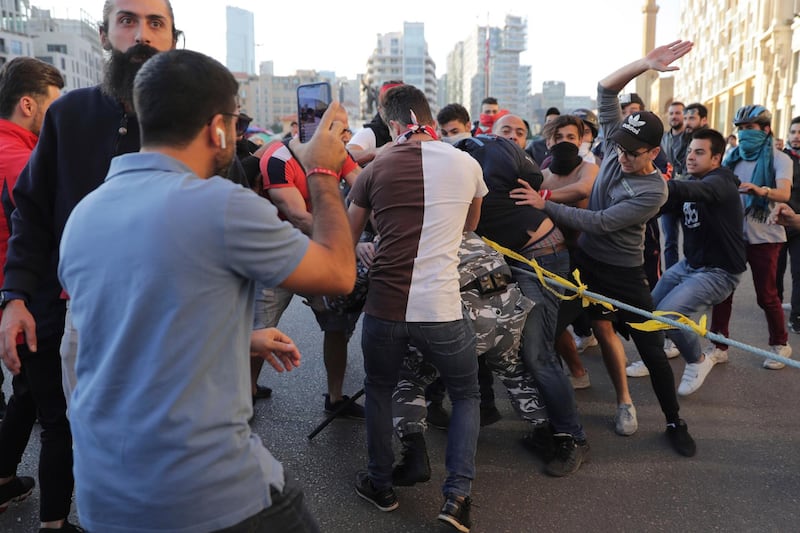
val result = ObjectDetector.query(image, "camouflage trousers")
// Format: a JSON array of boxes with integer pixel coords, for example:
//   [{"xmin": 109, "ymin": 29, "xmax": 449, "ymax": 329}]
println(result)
[{"xmin": 391, "ymin": 283, "xmax": 549, "ymax": 438}]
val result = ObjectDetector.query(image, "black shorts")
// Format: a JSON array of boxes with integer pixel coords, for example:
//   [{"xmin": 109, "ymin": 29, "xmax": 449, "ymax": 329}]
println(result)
[{"xmin": 573, "ymin": 249, "xmax": 654, "ymax": 338}]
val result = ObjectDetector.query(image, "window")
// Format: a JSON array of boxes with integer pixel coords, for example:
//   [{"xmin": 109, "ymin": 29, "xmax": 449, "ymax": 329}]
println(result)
[
  {"xmin": 10, "ymin": 40, "xmax": 22, "ymax": 55},
  {"xmin": 47, "ymin": 44, "xmax": 67, "ymax": 54}
]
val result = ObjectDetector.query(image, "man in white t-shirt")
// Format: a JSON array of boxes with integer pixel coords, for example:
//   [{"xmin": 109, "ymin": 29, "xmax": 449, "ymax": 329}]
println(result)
[{"xmin": 348, "ymin": 84, "xmax": 486, "ymax": 532}]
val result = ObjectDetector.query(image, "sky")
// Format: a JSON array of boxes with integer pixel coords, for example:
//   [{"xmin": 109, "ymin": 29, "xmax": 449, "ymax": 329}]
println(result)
[{"xmin": 55, "ymin": 0, "xmax": 682, "ymax": 97}]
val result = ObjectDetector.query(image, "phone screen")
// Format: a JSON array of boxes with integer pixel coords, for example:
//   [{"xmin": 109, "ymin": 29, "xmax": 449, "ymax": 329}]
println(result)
[{"xmin": 297, "ymin": 82, "xmax": 332, "ymax": 143}]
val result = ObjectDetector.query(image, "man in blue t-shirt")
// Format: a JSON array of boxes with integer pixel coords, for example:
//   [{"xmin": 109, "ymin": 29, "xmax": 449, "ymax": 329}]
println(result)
[{"xmin": 57, "ymin": 50, "xmax": 355, "ymax": 533}]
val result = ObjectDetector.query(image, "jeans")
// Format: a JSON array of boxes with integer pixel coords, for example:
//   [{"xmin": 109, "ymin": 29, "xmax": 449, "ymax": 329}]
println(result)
[
  {"xmin": 711, "ymin": 242, "xmax": 787, "ymax": 348},
  {"xmin": 660, "ymin": 212, "xmax": 681, "ymax": 269},
  {"xmin": 512, "ymin": 249, "xmax": 585, "ymax": 441},
  {"xmin": 361, "ymin": 314, "xmax": 479, "ymax": 498},
  {"xmin": 214, "ymin": 474, "xmax": 319, "ymax": 533},
  {"xmin": 652, "ymin": 260, "xmax": 741, "ymax": 363}
]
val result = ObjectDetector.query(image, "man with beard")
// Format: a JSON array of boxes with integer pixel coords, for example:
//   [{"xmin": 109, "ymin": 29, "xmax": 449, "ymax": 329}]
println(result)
[
  {"xmin": 0, "ymin": 3, "xmax": 178, "ymax": 530},
  {"xmin": 58, "ymin": 49, "xmax": 354, "ymax": 533}
]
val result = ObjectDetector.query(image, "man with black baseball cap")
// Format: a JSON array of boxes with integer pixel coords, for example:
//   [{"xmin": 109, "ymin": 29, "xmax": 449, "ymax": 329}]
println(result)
[{"xmin": 510, "ymin": 40, "xmax": 697, "ymax": 457}]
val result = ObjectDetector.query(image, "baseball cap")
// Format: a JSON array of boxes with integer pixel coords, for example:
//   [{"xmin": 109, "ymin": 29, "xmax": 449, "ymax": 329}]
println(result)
[{"xmin": 609, "ymin": 111, "xmax": 664, "ymax": 152}]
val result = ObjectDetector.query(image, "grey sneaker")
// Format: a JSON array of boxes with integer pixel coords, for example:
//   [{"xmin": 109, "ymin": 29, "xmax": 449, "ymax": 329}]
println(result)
[
  {"xmin": 614, "ymin": 403, "xmax": 638, "ymax": 436},
  {"xmin": 764, "ymin": 344, "xmax": 792, "ymax": 370}
]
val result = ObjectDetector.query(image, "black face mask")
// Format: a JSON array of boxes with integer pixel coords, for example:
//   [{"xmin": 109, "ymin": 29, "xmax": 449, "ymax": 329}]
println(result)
[
  {"xmin": 548, "ymin": 141, "xmax": 583, "ymax": 175},
  {"xmin": 102, "ymin": 43, "xmax": 160, "ymax": 110}
]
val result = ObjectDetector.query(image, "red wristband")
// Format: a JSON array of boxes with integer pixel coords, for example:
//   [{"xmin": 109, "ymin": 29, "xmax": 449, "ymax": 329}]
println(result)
[
  {"xmin": 307, "ymin": 167, "xmax": 339, "ymax": 179},
  {"xmin": 540, "ymin": 189, "xmax": 552, "ymax": 201}
]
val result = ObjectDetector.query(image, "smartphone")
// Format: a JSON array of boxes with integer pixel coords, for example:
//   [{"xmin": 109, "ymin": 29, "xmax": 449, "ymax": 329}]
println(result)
[{"xmin": 297, "ymin": 82, "xmax": 332, "ymax": 143}]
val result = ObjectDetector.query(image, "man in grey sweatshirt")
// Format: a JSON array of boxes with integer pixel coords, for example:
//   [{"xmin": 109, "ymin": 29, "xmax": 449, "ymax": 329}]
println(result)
[{"xmin": 510, "ymin": 40, "xmax": 696, "ymax": 457}]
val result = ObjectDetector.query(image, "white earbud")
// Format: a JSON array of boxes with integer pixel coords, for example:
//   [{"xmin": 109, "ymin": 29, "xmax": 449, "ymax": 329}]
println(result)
[{"xmin": 216, "ymin": 128, "xmax": 226, "ymax": 149}]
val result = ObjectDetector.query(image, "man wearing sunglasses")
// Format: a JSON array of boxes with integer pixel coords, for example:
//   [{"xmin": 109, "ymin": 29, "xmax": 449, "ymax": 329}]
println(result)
[{"xmin": 510, "ymin": 41, "xmax": 697, "ymax": 458}]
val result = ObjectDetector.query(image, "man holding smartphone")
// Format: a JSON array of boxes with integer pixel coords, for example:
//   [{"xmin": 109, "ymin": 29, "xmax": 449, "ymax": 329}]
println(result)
[{"xmin": 58, "ymin": 49, "xmax": 355, "ymax": 533}]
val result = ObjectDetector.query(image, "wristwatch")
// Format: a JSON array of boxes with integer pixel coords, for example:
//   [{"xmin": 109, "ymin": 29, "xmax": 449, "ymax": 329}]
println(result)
[{"xmin": 0, "ymin": 290, "xmax": 28, "ymax": 310}]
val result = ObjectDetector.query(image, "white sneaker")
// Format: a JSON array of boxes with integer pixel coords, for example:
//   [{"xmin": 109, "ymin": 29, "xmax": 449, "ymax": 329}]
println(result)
[
  {"xmin": 764, "ymin": 344, "xmax": 792, "ymax": 370},
  {"xmin": 574, "ymin": 333, "xmax": 598, "ymax": 353},
  {"xmin": 664, "ymin": 339, "xmax": 680, "ymax": 359},
  {"xmin": 625, "ymin": 360, "xmax": 650, "ymax": 378},
  {"xmin": 677, "ymin": 355, "xmax": 716, "ymax": 396},
  {"xmin": 614, "ymin": 403, "xmax": 638, "ymax": 436},
  {"xmin": 703, "ymin": 344, "xmax": 729, "ymax": 364}
]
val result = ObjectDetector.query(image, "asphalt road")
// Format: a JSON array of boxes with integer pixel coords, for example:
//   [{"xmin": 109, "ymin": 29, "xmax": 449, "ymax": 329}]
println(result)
[{"xmin": 1, "ymin": 264, "xmax": 798, "ymax": 532}]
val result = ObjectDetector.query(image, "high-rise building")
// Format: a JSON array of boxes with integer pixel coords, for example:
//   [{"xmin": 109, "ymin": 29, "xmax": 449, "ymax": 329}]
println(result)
[
  {"xmin": 445, "ymin": 15, "xmax": 529, "ymax": 122},
  {"xmin": 363, "ymin": 22, "xmax": 437, "ymax": 119},
  {"xmin": 27, "ymin": 7, "xmax": 104, "ymax": 92},
  {"xmin": 226, "ymin": 6, "xmax": 255, "ymax": 75}
]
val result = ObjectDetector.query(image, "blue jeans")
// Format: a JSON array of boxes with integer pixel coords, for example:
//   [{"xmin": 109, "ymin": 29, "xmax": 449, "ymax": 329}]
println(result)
[
  {"xmin": 511, "ymin": 249, "xmax": 585, "ymax": 441},
  {"xmin": 361, "ymin": 314, "xmax": 479, "ymax": 498},
  {"xmin": 660, "ymin": 212, "xmax": 681, "ymax": 269},
  {"xmin": 652, "ymin": 260, "xmax": 741, "ymax": 363}
]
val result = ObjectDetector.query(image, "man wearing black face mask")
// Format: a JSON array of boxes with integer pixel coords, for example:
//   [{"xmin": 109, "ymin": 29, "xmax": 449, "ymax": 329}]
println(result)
[
  {"xmin": 538, "ymin": 115, "xmax": 599, "ymax": 390},
  {"xmin": 0, "ymin": 4, "xmax": 180, "ymax": 529}
]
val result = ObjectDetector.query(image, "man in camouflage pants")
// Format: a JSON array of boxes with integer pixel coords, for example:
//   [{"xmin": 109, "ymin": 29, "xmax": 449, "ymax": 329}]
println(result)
[{"xmin": 390, "ymin": 231, "xmax": 544, "ymax": 485}]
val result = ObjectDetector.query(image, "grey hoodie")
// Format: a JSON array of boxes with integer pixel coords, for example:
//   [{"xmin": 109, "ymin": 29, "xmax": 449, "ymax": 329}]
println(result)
[{"xmin": 543, "ymin": 84, "xmax": 667, "ymax": 267}]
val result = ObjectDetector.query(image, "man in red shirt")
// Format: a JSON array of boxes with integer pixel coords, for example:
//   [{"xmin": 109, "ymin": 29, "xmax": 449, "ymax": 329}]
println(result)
[
  {"xmin": 0, "ymin": 56, "xmax": 64, "ymax": 518},
  {"xmin": 254, "ymin": 137, "xmax": 364, "ymax": 416}
]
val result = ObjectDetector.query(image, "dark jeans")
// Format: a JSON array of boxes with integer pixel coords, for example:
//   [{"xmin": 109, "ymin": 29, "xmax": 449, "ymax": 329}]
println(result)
[
  {"xmin": 425, "ymin": 354, "xmax": 495, "ymax": 408},
  {"xmin": 575, "ymin": 250, "xmax": 680, "ymax": 424},
  {"xmin": 712, "ymin": 242, "xmax": 787, "ymax": 348},
  {"xmin": 214, "ymin": 475, "xmax": 320, "ymax": 533},
  {"xmin": 0, "ymin": 343, "xmax": 73, "ymax": 521},
  {"xmin": 777, "ymin": 234, "xmax": 800, "ymax": 318},
  {"xmin": 361, "ymin": 314, "xmax": 479, "ymax": 498}
]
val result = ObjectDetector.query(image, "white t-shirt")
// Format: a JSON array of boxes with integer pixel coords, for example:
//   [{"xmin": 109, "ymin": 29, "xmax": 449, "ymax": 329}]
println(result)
[
  {"xmin": 735, "ymin": 148, "xmax": 791, "ymax": 244},
  {"xmin": 346, "ymin": 127, "xmax": 377, "ymax": 158}
]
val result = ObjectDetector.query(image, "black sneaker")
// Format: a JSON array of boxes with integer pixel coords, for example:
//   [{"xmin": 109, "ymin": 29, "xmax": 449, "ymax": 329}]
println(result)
[
  {"xmin": 251, "ymin": 385, "xmax": 273, "ymax": 402},
  {"xmin": 789, "ymin": 316, "xmax": 800, "ymax": 334},
  {"xmin": 0, "ymin": 476, "xmax": 35, "ymax": 513},
  {"xmin": 544, "ymin": 434, "xmax": 589, "ymax": 477},
  {"xmin": 437, "ymin": 494, "xmax": 472, "ymax": 532},
  {"xmin": 324, "ymin": 394, "xmax": 365, "ymax": 419},
  {"xmin": 354, "ymin": 470, "xmax": 398, "ymax": 512},
  {"xmin": 479, "ymin": 405, "xmax": 502, "ymax": 427},
  {"xmin": 39, "ymin": 521, "xmax": 85, "ymax": 532},
  {"xmin": 521, "ymin": 423, "xmax": 555, "ymax": 462},
  {"xmin": 666, "ymin": 419, "xmax": 696, "ymax": 457},
  {"xmin": 426, "ymin": 401, "xmax": 450, "ymax": 430}
]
